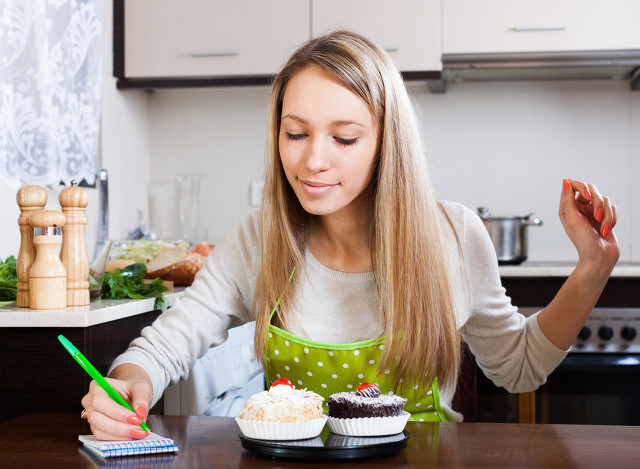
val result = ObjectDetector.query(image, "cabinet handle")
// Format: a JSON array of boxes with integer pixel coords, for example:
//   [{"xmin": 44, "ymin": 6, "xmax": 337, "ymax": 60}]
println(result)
[
  {"xmin": 510, "ymin": 26, "xmax": 566, "ymax": 32},
  {"xmin": 384, "ymin": 47, "xmax": 399, "ymax": 53},
  {"xmin": 189, "ymin": 51, "xmax": 239, "ymax": 57}
]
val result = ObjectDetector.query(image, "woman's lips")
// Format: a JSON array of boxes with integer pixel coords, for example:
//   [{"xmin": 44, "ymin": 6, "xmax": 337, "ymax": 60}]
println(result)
[{"xmin": 299, "ymin": 178, "xmax": 337, "ymax": 196}]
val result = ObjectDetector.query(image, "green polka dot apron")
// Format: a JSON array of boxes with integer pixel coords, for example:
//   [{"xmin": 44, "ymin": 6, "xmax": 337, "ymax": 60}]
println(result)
[{"xmin": 263, "ymin": 309, "xmax": 447, "ymax": 423}]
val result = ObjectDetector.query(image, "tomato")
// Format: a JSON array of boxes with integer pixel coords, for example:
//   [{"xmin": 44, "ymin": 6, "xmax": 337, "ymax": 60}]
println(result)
[{"xmin": 191, "ymin": 242, "xmax": 214, "ymax": 257}]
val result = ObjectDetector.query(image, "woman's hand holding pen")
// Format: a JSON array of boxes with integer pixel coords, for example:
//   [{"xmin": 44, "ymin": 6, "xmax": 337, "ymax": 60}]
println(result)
[
  {"xmin": 559, "ymin": 178, "xmax": 620, "ymax": 277},
  {"xmin": 81, "ymin": 364, "xmax": 153, "ymax": 441}
]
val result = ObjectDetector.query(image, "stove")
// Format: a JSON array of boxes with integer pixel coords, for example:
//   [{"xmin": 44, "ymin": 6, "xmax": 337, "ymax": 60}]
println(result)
[
  {"xmin": 483, "ymin": 306, "xmax": 640, "ymax": 425},
  {"xmin": 482, "ymin": 269, "xmax": 640, "ymax": 425},
  {"xmin": 572, "ymin": 308, "xmax": 640, "ymax": 353},
  {"xmin": 520, "ymin": 307, "xmax": 640, "ymax": 353}
]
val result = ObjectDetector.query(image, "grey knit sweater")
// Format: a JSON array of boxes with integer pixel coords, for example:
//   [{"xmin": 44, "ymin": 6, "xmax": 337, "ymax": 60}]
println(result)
[{"xmin": 110, "ymin": 201, "xmax": 567, "ymax": 421}]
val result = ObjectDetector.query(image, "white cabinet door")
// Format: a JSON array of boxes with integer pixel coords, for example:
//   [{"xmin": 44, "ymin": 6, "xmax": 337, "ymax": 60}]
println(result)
[
  {"xmin": 312, "ymin": 0, "xmax": 442, "ymax": 71},
  {"xmin": 443, "ymin": 0, "xmax": 640, "ymax": 54},
  {"xmin": 124, "ymin": 0, "xmax": 310, "ymax": 78}
]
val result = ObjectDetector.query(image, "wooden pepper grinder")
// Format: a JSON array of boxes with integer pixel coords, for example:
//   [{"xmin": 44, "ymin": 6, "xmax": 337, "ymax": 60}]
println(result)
[
  {"xmin": 59, "ymin": 180, "xmax": 90, "ymax": 306},
  {"xmin": 29, "ymin": 210, "xmax": 67, "ymax": 309},
  {"xmin": 16, "ymin": 185, "xmax": 48, "ymax": 307}
]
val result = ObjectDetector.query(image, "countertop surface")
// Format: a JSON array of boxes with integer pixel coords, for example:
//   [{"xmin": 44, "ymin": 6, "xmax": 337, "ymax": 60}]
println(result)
[
  {"xmin": 0, "ymin": 289, "xmax": 185, "ymax": 328},
  {"xmin": 3, "ymin": 261, "xmax": 638, "ymax": 327},
  {"xmin": 2, "ymin": 413, "xmax": 640, "ymax": 468},
  {"xmin": 499, "ymin": 261, "xmax": 640, "ymax": 277}
]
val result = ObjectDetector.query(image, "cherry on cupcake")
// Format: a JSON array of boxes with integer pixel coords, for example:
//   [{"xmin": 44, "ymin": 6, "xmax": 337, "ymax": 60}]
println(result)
[
  {"xmin": 357, "ymin": 382, "xmax": 379, "ymax": 392},
  {"xmin": 272, "ymin": 378, "xmax": 294, "ymax": 389}
]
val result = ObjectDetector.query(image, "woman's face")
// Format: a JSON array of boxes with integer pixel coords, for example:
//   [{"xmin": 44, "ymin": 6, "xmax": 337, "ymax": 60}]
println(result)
[{"xmin": 279, "ymin": 66, "xmax": 379, "ymax": 219}]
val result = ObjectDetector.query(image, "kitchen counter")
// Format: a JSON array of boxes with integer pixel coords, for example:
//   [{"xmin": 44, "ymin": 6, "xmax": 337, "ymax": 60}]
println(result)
[
  {"xmin": 0, "ymin": 289, "xmax": 185, "ymax": 328},
  {"xmin": 500, "ymin": 261, "xmax": 640, "ymax": 277},
  {"xmin": 3, "ymin": 413, "xmax": 640, "ymax": 468}
]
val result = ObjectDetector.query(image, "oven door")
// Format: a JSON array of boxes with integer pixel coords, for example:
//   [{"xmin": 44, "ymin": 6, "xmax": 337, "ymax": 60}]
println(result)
[{"xmin": 477, "ymin": 354, "xmax": 640, "ymax": 425}]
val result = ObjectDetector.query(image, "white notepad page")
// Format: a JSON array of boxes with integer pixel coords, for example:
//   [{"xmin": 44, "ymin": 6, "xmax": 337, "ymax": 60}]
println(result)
[{"xmin": 79, "ymin": 432, "xmax": 179, "ymax": 458}]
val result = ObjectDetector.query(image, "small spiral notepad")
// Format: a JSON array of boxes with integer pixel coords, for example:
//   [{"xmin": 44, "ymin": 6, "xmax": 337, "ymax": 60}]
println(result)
[{"xmin": 79, "ymin": 433, "xmax": 179, "ymax": 458}]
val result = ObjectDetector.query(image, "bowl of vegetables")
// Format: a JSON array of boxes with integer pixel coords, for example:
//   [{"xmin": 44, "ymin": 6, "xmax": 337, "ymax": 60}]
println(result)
[{"xmin": 108, "ymin": 239, "xmax": 214, "ymax": 286}]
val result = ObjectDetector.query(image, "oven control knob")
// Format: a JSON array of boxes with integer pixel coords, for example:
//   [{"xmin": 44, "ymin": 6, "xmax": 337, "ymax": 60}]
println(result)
[
  {"xmin": 621, "ymin": 325, "xmax": 637, "ymax": 341},
  {"xmin": 577, "ymin": 326, "xmax": 591, "ymax": 341},
  {"xmin": 598, "ymin": 325, "xmax": 614, "ymax": 341}
]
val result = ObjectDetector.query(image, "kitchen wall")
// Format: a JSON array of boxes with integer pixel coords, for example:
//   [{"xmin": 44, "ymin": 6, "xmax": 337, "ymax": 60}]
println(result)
[
  {"xmin": 1, "ymin": 2, "xmax": 638, "ymax": 265},
  {"xmin": 142, "ymin": 78, "xmax": 639, "ymax": 263}
]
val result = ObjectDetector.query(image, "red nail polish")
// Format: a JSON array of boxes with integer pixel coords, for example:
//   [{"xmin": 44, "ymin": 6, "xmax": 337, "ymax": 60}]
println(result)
[
  {"xmin": 137, "ymin": 406, "xmax": 147, "ymax": 419},
  {"xmin": 126, "ymin": 414, "xmax": 141, "ymax": 425},
  {"xmin": 562, "ymin": 179, "xmax": 570, "ymax": 193},
  {"xmin": 602, "ymin": 225, "xmax": 610, "ymax": 238},
  {"xmin": 129, "ymin": 428, "xmax": 149, "ymax": 438},
  {"xmin": 595, "ymin": 209, "xmax": 603, "ymax": 222},
  {"xmin": 584, "ymin": 189, "xmax": 592, "ymax": 200}
]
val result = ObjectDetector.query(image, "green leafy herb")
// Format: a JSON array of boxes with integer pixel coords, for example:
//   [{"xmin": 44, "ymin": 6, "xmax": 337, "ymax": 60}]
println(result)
[
  {"xmin": 101, "ymin": 263, "xmax": 168, "ymax": 311},
  {"xmin": 0, "ymin": 256, "xmax": 18, "ymax": 302}
]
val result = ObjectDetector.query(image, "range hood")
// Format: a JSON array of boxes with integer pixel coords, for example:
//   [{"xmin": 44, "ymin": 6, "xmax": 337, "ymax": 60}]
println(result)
[{"xmin": 439, "ymin": 50, "xmax": 640, "ymax": 90}]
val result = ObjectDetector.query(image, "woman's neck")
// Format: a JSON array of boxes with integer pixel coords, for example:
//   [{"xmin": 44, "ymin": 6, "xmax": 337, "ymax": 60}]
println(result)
[{"xmin": 308, "ymin": 209, "xmax": 372, "ymax": 273}]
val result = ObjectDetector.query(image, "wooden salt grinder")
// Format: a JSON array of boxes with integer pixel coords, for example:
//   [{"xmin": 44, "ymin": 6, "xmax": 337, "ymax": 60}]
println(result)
[
  {"xmin": 16, "ymin": 185, "xmax": 48, "ymax": 307},
  {"xmin": 29, "ymin": 210, "xmax": 67, "ymax": 309},
  {"xmin": 59, "ymin": 180, "xmax": 90, "ymax": 306}
]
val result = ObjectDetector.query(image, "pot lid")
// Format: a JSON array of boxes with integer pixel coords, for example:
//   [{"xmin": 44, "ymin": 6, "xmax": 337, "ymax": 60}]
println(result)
[{"xmin": 476, "ymin": 206, "xmax": 535, "ymax": 220}]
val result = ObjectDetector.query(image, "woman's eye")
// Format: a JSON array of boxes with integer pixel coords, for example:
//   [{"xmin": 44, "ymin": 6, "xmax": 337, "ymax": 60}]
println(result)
[
  {"xmin": 335, "ymin": 137, "xmax": 359, "ymax": 146},
  {"xmin": 285, "ymin": 132, "xmax": 306, "ymax": 141}
]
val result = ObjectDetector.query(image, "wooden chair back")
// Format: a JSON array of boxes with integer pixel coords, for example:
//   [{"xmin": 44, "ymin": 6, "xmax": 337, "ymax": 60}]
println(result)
[{"xmin": 453, "ymin": 343, "xmax": 536, "ymax": 423}]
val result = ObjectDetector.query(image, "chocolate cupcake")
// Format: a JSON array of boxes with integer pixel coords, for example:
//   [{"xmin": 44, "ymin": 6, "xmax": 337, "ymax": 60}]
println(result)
[
  {"xmin": 327, "ymin": 383, "xmax": 410, "ymax": 436},
  {"xmin": 328, "ymin": 383, "xmax": 406, "ymax": 418}
]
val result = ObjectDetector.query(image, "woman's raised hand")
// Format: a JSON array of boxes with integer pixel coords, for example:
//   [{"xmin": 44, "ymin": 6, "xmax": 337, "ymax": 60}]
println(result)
[
  {"xmin": 559, "ymin": 178, "xmax": 620, "ymax": 274},
  {"xmin": 80, "ymin": 370, "xmax": 153, "ymax": 441}
]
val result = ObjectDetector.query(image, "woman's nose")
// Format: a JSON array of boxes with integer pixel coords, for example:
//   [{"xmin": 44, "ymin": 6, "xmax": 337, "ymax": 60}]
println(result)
[{"xmin": 303, "ymin": 137, "xmax": 331, "ymax": 173}]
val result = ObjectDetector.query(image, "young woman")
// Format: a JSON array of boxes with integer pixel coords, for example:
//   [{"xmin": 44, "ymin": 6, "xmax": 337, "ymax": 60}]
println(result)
[{"xmin": 81, "ymin": 30, "xmax": 619, "ymax": 440}]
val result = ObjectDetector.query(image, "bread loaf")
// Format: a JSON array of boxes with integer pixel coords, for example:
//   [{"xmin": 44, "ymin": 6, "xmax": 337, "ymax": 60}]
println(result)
[{"xmin": 146, "ymin": 247, "xmax": 204, "ymax": 286}]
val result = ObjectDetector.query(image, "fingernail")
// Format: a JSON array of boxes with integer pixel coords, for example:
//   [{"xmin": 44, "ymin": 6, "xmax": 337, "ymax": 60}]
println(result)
[
  {"xmin": 136, "ymin": 406, "xmax": 147, "ymax": 419},
  {"xmin": 562, "ymin": 179, "xmax": 570, "ymax": 193},
  {"xmin": 584, "ymin": 189, "xmax": 592, "ymax": 200},
  {"xmin": 126, "ymin": 414, "xmax": 141, "ymax": 425},
  {"xmin": 602, "ymin": 225, "xmax": 610, "ymax": 238},
  {"xmin": 129, "ymin": 428, "xmax": 149, "ymax": 438},
  {"xmin": 596, "ymin": 209, "xmax": 603, "ymax": 222}
]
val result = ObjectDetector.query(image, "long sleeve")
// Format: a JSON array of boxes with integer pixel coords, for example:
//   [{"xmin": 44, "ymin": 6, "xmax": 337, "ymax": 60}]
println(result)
[
  {"xmin": 108, "ymin": 212, "xmax": 262, "ymax": 406},
  {"xmin": 446, "ymin": 202, "xmax": 568, "ymax": 393}
]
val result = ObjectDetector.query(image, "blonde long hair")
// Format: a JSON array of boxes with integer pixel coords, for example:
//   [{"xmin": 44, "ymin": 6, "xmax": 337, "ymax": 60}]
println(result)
[{"xmin": 254, "ymin": 30, "xmax": 460, "ymax": 393}]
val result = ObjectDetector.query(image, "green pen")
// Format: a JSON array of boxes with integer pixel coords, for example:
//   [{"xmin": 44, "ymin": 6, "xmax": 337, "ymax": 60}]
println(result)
[{"xmin": 58, "ymin": 334, "xmax": 150, "ymax": 432}]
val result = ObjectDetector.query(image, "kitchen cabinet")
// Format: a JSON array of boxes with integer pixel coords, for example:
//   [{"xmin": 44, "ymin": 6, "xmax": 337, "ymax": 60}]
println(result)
[
  {"xmin": 0, "ymin": 293, "xmax": 182, "ymax": 422},
  {"xmin": 311, "ymin": 0, "xmax": 442, "ymax": 73},
  {"xmin": 443, "ymin": 0, "xmax": 640, "ymax": 54},
  {"xmin": 117, "ymin": 0, "xmax": 310, "ymax": 84},
  {"xmin": 0, "ymin": 311, "xmax": 162, "ymax": 421},
  {"xmin": 114, "ymin": 0, "xmax": 442, "ymax": 89}
]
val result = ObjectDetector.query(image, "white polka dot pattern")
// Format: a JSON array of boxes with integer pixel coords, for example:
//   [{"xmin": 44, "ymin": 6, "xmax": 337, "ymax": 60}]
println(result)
[{"xmin": 265, "ymin": 324, "xmax": 445, "ymax": 423}]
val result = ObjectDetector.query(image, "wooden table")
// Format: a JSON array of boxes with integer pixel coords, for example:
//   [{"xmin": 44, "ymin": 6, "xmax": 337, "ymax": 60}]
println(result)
[{"xmin": 1, "ymin": 413, "xmax": 639, "ymax": 468}]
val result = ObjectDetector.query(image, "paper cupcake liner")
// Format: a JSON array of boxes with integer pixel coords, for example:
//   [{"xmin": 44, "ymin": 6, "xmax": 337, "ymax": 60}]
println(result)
[
  {"xmin": 326, "ymin": 411, "xmax": 410, "ymax": 437},
  {"xmin": 235, "ymin": 415, "xmax": 327, "ymax": 441}
]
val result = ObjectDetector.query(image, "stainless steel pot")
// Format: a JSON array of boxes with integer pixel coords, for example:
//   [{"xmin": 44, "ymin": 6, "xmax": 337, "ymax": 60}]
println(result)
[{"xmin": 477, "ymin": 207, "xmax": 543, "ymax": 265}]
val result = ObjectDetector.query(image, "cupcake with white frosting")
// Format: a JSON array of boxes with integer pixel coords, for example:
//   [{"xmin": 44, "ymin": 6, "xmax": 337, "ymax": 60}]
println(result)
[{"xmin": 236, "ymin": 378, "xmax": 327, "ymax": 440}]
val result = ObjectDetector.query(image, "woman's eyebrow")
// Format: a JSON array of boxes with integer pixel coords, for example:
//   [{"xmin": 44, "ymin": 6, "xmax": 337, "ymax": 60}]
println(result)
[
  {"xmin": 332, "ymin": 119, "xmax": 365, "ymax": 127},
  {"xmin": 281, "ymin": 114, "xmax": 364, "ymax": 127},
  {"xmin": 281, "ymin": 113, "xmax": 308, "ymax": 124}
]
